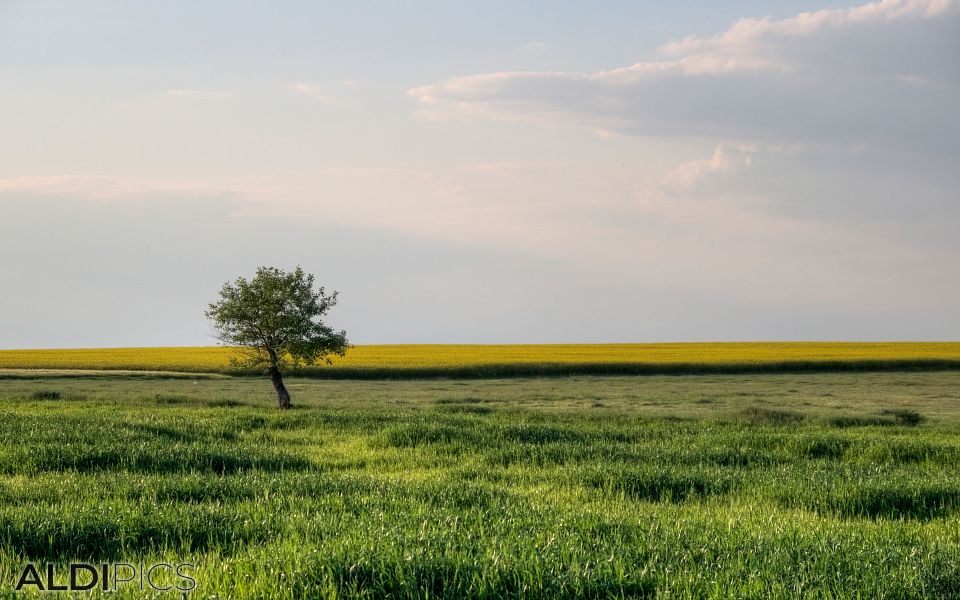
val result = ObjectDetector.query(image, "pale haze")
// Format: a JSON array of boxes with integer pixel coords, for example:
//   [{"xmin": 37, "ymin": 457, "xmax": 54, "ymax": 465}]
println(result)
[{"xmin": 1, "ymin": 0, "xmax": 957, "ymax": 347}]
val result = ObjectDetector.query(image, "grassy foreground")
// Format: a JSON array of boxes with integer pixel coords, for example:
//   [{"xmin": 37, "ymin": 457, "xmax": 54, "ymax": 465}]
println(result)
[
  {"xmin": 1, "ymin": 373, "xmax": 959, "ymax": 598},
  {"xmin": 2, "ymin": 342, "xmax": 960, "ymax": 377}
]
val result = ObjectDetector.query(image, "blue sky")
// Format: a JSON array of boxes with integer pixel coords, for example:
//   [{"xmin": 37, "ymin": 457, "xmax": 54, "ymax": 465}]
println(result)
[{"xmin": 1, "ymin": 0, "xmax": 957, "ymax": 347}]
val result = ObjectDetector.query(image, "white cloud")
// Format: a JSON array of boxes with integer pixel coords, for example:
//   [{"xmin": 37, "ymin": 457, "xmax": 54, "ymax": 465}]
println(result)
[
  {"xmin": 0, "ymin": 175, "xmax": 264, "ymax": 202},
  {"xmin": 162, "ymin": 89, "xmax": 231, "ymax": 98},
  {"xmin": 658, "ymin": 0, "xmax": 959, "ymax": 70},
  {"xmin": 660, "ymin": 145, "xmax": 756, "ymax": 193},
  {"xmin": 4, "ymin": 154, "xmax": 957, "ymax": 328},
  {"xmin": 286, "ymin": 82, "xmax": 332, "ymax": 101},
  {"xmin": 409, "ymin": 0, "xmax": 960, "ymax": 151},
  {"xmin": 220, "ymin": 159, "xmax": 957, "ymax": 321}
]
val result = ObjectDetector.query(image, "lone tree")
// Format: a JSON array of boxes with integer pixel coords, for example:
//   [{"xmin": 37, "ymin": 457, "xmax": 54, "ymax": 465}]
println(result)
[{"xmin": 206, "ymin": 266, "xmax": 349, "ymax": 409}]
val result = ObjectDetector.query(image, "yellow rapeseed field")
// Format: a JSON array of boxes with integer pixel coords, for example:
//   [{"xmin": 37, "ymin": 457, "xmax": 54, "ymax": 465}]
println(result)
[{"xmin": 0, "ymin": 343, "xmax": 958, "ymax": 374}]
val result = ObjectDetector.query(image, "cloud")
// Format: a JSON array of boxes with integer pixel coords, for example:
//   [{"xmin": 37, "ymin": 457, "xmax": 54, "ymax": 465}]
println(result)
[
  {"xmin": 162, "ymin": 89, "xmax": 231, "ymax": 98},
  {"xmin": 657, "ymin": 0, "xmax": 958, "ymax": 73},
  {"xmin": 660, "ymin": 144, "xmax": 756, "ymax": 193},
  {"xmin": 285, "ymin": 82, "xmax": 331, "ymax": 101},
  {"xmin": 409, "ymin": 0, "xmax": 960, "ymax": 151},
  {"xmin": 0, "ymin": 175, "xmax": 264, "ymax": 202},
  {"xmin": 4, "ymin": 157, "xmax": 956, "ymax": 334}
]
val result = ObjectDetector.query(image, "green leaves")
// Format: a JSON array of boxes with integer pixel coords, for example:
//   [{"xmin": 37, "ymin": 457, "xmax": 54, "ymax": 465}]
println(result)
[{"xmin": 206, "ymin": 266, "xmax": 349, "ymax": 371}]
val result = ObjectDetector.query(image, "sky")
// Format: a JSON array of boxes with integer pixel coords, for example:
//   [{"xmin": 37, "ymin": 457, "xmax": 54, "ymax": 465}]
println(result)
[{"xmin": 0, "ymin": 0, "xmax": 958, "ymax": 347}]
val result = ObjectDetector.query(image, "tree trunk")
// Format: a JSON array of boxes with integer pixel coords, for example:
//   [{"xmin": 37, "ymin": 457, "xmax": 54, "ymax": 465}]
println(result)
[{"xmin": 269, "ymin": 365, "xmax": 292, "ymax": 409}]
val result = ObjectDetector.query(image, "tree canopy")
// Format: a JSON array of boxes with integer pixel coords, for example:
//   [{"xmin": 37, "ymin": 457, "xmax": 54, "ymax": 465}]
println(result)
[{"xmin": 206, "ymin": 266, "xmax": 349, "ymax": 408}]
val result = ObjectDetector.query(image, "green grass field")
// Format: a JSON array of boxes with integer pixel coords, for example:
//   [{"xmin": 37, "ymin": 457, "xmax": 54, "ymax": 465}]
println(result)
[
  {"xmin": 2, "ymin": 372, "xmax": 959, "ymax": 598},
  {"xmin": 2, "ymin": 342, "xmax": 960, "ymax": 377}
]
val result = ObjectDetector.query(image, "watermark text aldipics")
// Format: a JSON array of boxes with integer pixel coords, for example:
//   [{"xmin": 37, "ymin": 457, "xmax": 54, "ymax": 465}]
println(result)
[{"xmin": 15, "ymin": 562, "xmax": 195, "ymax": 593}]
